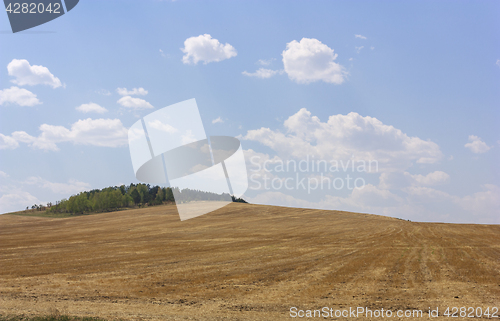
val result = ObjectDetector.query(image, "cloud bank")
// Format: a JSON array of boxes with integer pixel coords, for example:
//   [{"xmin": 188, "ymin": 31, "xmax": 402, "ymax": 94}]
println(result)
[{"xmin": 0, "ymin": 118, "xmax": 128, "ymax": 151}]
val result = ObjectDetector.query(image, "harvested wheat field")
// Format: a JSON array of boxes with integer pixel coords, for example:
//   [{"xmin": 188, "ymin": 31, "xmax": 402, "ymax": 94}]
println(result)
[{"xmin": 0, "ymin": 203, "xmax": 499, "ymax": 320}]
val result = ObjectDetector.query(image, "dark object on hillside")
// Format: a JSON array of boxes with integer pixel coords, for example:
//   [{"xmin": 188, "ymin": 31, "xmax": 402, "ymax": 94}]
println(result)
[{"xmin": 231, "ymin": 196, "xmax": 248, "ymax": 203}]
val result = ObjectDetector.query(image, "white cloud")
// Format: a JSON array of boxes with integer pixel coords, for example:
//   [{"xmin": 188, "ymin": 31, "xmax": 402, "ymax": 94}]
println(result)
[
  {"xmin": 0, "ymin": 118, "xmax": 128, "ymax": 151},
  {"xmin": 496, "ymin": 59, "xmax": 500, "ymax": 68},
  {"xmin": 0, "ymin": 175, "xmax": 93, "ymax": 213},
  {"xmin": 257, "ymin": 58, "xmax": 275, "ymax": 66},
  {"xmin": 76, "ymin": 102, "xmax": 108, "ymax": 114},
  {"xmin": 464, "ymin": 135, "xmax": 491, "ymax": 153},
  {"xmin": 0, "ymin": 191, "xmax": 42, "ymax": 214},
  {"xmin": 379, "ymin": 171, "xmax": 450, "ymax": 190},
  {"xmin": 159, "ymin": 49, "xmax": 166, "ymax": 58},
  {"xmin": 247, "ymin": 185, "xmax": 404, "ymax": 215},
  {"xmin": 117, "ymin": 96, "xmax": 153, "ymax": 109},
  {"xmin": 242, "ymin": 109, "xmax": 497, "ymax": 223},
  {"xmin": 413, "ymin": 171, "xmax": 450, "ymax": 185},
  {"xmin": 0, "ymin": 86, "xmax": 41, "ymax": 107},
  {"xmin": 348, "ymin": 184, "xmax": 403, "ymax": 208},
  {"xmin": 370, "ymin": 46, "xmax": 375, "ymax": 50},
  {"xmin": 212, "ymin": 117, "xmax": 224, "ymax": 124},
  {"xmin": 355, "ymin": 46, "xmax": 364, "ymax": 53},
  {"xmin": 25, "ymin": 176, "xmax": 91, "ymax": 194},
  {"xmin": 181, "ymin": 34, "xmax": 237, "ymax": 65},
  {"xmin": 0, "ymin": 134, "xmax": 19, "ymax": 149},
  {"xmin": 147, "ymin": 119, "xmax": 177, "ymax": 133},
  {"xmin": 282, "ymin": 38, "xmax": 346, "ymax": 84},
  {"xmin": 7, "ymin": 59, "xmax": 62, "ymax": 88},
  {"xmin": 243, "ymin": 148, "xmax": 281, "ymax": 184},
  {"xmin": 401, "ymin": 184, "xmax": 500, "ymax": 223},
  {"xmin": 0, "ymin": 171, "xmax": 8, "ymax": 178},
  {"xmin": 247, "ymin": 181, "xmax": 499, "ymax": 224},
  {"xmin": 243, "ymin": 108, "xmax": 443, "ymax": 171},
  {"xmin": 242, "ymin": 68, "xmax": 282, "ymax": 79},
  {"xmin": 457, "ymin": 184, "xmax": 500, "ymax": 220},
  {"xmin": 355, "ymin": 34, "xmax": 367, "ymax": 40},
  {"xmin": 116, "ymin": 87, "xmax": 148, "ymax": 96}
]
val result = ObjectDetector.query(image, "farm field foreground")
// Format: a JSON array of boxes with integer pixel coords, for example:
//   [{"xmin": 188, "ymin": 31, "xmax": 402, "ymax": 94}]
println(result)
[{"xmin": 0, "ymin": 203, "xmax": 499, "ymax": 320}]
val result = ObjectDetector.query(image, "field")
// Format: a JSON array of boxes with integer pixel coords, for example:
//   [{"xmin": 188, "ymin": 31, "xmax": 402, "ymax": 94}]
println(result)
[{"xmin": 0, "ymin": 203, "xmax": 499, "ymax": 320}]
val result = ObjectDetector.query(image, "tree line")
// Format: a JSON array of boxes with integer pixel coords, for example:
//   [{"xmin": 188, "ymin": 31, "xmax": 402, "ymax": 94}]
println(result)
[{"xmin": 32, "ymin": 183, "xmax": 246, "ymax": 215}]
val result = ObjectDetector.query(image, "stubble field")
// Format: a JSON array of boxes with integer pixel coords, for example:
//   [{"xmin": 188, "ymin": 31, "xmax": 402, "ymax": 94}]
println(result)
[{"xmin": 0, "ymin": 203, "xmax": 499, "ymax": 320}]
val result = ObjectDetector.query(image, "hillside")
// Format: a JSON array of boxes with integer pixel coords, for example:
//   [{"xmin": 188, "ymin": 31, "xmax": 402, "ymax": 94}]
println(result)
[{"xmin": 0, "ymin": 203, "xmax": 498, "ymax": 320}]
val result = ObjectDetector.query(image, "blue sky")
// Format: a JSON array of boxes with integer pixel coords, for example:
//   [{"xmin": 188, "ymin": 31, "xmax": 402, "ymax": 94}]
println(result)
[{"xmin": 0, "ymin": 0, "xmax": 499, "ymax": 223}]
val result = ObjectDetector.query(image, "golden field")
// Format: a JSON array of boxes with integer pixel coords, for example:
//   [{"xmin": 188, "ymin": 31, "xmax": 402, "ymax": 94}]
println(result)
[{"xmin": 0, "ymin": 203, "xmax": 499, "ymax": 320}]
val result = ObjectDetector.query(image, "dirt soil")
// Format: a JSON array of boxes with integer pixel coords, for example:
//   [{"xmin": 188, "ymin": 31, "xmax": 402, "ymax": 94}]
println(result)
[{"xmin": 0, "ymin": 203, "xmax": 499, "ymax": 320}]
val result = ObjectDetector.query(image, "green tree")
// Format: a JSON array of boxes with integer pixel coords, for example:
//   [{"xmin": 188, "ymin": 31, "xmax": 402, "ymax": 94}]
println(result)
[
  {"xmin": 165, "ymin": 187, "xmax": 174, "ymax": 202},
  {"xmin": 130, "ymin": 188, "xmax": 141, "ymax": 205},
  {"xmin": 155, "ymin": 187, "xmax": 164, "ymax": 205}
]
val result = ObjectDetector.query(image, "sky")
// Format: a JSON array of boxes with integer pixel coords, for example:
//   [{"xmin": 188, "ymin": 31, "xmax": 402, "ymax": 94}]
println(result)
[{"xmin": 0, "ymin": 0, "xmax": 499, "ymax": 223}]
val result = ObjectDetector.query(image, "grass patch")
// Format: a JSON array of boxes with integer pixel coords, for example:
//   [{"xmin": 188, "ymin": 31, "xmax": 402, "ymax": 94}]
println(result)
[
  {"xmin": 7, "ymin": 211, "xmax": 87, "ymax": 218},
  {"xmin": 6, "ymin": 208, "xmax": 135, "ymax": 218}
]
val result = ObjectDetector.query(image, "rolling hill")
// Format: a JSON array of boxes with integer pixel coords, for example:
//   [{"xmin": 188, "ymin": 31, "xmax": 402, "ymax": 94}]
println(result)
[{"xmin": 0, "ymin": 203, "xmax": 498, "ymax": 320}]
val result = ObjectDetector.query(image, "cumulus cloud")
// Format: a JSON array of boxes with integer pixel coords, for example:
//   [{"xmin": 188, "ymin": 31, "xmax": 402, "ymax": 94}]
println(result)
[
  {"xmin": 242, "ymin": 110, "xmax": 498, "ymax": 223},
  {"xmin": 355, "ymin": 46, "xmax": 364, "ymax": 53},
  {"xmin": 0, "ymin": 86, "xmax": 41, "ymax": 107},
  {"xmin": 75, "ymin": 102, "xmax": 107, "ymax": 114},
  {"xmin": 0, "ymin": 118, "xmax": 128, "ymax": 151},
  {"xmin": 242, "ymin": 68, "xmax": 282, "ymax": 79},
  {"xmin": 282, "ymin": 38, "xmax": 346, "ymax": 84},
  {"xmin": 355, "ymin": 34, "xmax": 367, "ymax": 40},
  {"xmin": 212, "ymin": 117, "xmax": 224, "ymax": 124},
  {"xmin": 464, "ymin": 135, "xmax": 491, "ymax": 153},
  {"xmin": 117, "ymin": 96, "xmax": 153, "ymax": 109},
  {"xmin": 181, "ymin": 34, "xmax": 237, "ymax": 65},
  {"xmin": 116, "ymin": 87, "xmax": 148, "ymax": 96},
  {"xmin": 7, "ymin": 59, "xmax": 62, "ymax": 88},
  {"xmin": 496, "ymin": 59, "xmax": 500, "ymax": 68},
  {"xmin": 243, "ymin": 108, "xmax": 443, "ymax": 171}
]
